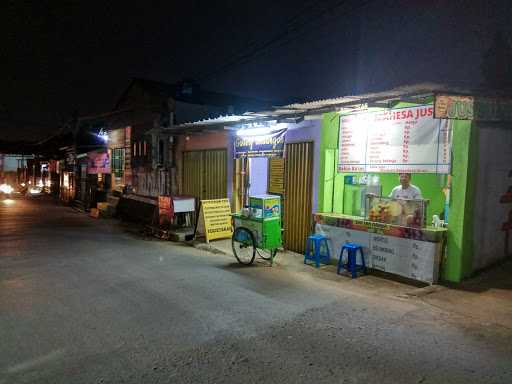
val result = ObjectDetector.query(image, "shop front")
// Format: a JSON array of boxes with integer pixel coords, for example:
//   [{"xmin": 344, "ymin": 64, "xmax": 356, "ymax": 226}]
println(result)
[
  {"xmin": 80, "ymin": 150, "xmax": 111, "ymax": 210},
  {"xmin": 59, "ymin": 146, "xmax": 77, "ymax": 203},
  {"xmin": 60, "ymin": 170, "xmax": 75, "ymax": 203},
  {"xmin": 314, "ymin": 93, "xmax": 512, "ymax": 284},
  {"xmin": 152, "ymin": 86, "xmax": 511, "ymax": 283},
  {"xmin": 314, "ymin": 103, "xmax": 454, "ymax": 283},
  {"xmin": 176, "ymin": 130, "xmax": 230, "ymax": 206},
  {"xmin": 232, "ymin": 119, "xmax": 321, "ymax": 254},
  {"xmin": 172, "ymin": 117, "xmax": 321, "ymax": 254},
  {"xmin": 107, "ymin": 126, "xmax": 131, "ymax": 193}
]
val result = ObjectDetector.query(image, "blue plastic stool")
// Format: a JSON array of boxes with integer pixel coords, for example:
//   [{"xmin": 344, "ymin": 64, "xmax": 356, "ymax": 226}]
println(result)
[
  {"xmin": 304, "ymin": 234, "xmax": 331, "ymax": 268},
  {"xmin": 337, "ymin": 243, "xmax": 367, "ymax": 278}
]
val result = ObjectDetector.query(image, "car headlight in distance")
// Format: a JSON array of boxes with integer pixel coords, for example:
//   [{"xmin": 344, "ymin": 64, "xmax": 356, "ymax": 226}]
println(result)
[{"xmin": 0, "ymin": 184, "xmax": 14, "ymax": 194}]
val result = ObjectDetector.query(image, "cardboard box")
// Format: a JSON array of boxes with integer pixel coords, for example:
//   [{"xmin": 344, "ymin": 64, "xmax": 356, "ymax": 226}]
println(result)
[
  {"xmin": 89, "ymin": 208, "xmax": 99, "ymax": 219},
  {"xmin": 97, "ymin": 202, "xmax": 109, "ymax": 211}
]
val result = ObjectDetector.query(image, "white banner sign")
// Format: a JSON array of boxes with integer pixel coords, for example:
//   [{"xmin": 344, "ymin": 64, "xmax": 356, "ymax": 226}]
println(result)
[
  {"xmin": 339, "ymin": 106, "xmax": 452, "ymax": 173},
  {"xmin": 315, "ymin": 223, "xmax": 441, "ymax": 283}
]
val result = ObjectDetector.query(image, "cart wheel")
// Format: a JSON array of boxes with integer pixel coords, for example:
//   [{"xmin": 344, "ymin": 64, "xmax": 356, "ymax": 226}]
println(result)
[
  {"xmin": 258, "ymin": 248, "xmax": 278, "ymax": 261},
  {"xmin": 232, "ymin": 227, "xmax": 256, "ymax": 265}
]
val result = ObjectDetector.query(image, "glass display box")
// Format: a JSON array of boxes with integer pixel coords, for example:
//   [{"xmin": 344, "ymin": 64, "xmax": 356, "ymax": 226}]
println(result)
[
  {"xmin": 248, "ymin": 194, "xmax": 281, "ymax": 219},
  {"xmin": 365, "ymin": 195, "xmax": 429, "ymax": 228}
]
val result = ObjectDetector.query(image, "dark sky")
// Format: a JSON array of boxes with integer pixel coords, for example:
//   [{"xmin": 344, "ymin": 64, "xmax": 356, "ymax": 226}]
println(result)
[{"xmin": 1, "ymin": 0, "xmax": 511, "ymax": 141}]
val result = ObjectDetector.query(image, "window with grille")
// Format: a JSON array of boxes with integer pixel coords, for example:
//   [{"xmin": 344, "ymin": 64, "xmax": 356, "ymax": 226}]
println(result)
[{"xmin": 111, "ymin": 148, "xmax": 124, "ymax": 177}]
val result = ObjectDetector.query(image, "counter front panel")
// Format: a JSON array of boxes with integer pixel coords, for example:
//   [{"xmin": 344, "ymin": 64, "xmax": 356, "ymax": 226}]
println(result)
[{"xmin": 314, "ymin": 213, "xmax": 447, "ymax": 284}]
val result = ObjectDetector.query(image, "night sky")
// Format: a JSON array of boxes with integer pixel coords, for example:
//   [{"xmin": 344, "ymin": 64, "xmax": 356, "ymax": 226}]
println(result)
[{"xmin": 1, "ymin": 0, "xmax": 511, "ymax": 141}]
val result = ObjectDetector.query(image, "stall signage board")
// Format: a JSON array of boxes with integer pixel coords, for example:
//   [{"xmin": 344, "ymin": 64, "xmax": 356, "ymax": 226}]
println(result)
[
  {"xmin": 338, "ymin": 105, "xmax": 452, "ymax": 173},
  {"xmin": 268, "ymin": 158, "xmax": 285, "ymax": 194},
  {"xmin": 158, "ymin": 196, "xmax": 173, "ymax": 226},
  {"xmin": 234, "ymin": 129, "xmax": 286, "ymax": 158},
  {"xmin": 434, "ymin": 95, "xmax": 474, "ymax": 120},
  {"xmin": 195, "ymin": 199, "xmax": 233, "ymax": 242},
  {"xmin": 88, "ymin": 152, "xmax": 110, "ymax": 174},
  {"xmin": 434, "ymin": 94, "xmax": 512, "ymax": 121}
]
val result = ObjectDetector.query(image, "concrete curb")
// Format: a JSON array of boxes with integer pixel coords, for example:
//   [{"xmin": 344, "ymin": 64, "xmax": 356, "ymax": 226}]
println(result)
[
  {"xmin": 397, "ymin": 284, "xmax": 447, "ymax": 298},
  {"xmin": 191, "ymin": 241, "xmax": 231, "ymax": 256}
]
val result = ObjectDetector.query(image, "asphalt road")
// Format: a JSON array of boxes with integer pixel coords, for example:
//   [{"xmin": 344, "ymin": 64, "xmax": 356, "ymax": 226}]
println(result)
[{"xmin": 1, "ymin": 197, "xmax": 511, "ymax": 383}]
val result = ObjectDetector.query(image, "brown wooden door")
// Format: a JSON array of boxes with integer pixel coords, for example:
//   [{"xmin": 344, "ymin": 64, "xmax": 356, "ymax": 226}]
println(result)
[{"xmin": 283, "ymin": 142, "xmax": 313, "ymax": 254}]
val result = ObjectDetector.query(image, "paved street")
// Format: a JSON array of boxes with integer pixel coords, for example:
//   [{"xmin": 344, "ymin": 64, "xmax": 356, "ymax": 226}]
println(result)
[{"xmin": 1, "ymin": 197, "xmax": 511, "ymax": 384}]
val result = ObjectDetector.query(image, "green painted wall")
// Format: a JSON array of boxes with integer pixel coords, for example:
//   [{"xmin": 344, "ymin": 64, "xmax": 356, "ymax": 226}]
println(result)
[
  {"xmin": 442, "ymin": 119, "xmax": 477, "ymax": 281},
  {"xmin": 317, "ymin": 113, "xmax": 341, "ymax": 212},
  {"xmin": 335, "ymin": 173, "xmax": 446, "ymax": 220},
  {"xmin": 315, "ymin": 101, "xmax": 476, "ymax": 282}
]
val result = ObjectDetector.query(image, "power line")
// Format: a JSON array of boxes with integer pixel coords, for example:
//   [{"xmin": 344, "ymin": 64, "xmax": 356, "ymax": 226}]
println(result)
[
  {"xmin": 163, "ymin": 1, "xmax": 326, "ymax": 83},
  {"xmin": 223, "ymin": 0, "xmax": 327, "ymax": 58},
  {"xmin": 196, "ymin": 0, "xmax": 339, "ymax": 81},
  {"xmin": 196, "ymin": 0, "xmax": 377, "ymax": 83}
]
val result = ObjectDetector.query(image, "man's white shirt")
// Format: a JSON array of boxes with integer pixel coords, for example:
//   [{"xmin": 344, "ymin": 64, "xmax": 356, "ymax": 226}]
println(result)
[{"xmin": 389, "ymin": 184, "xmax": 422, "ymax": 200}]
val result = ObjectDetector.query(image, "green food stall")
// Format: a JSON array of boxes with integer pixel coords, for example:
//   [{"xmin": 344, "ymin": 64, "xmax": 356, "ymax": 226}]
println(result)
[
  {"xmin": 315, "ymin": 103, "xmax": 452, "ymax": 283},
  {"xmin": 297, "ymin": 90, "xmax": 511, "ymax": 283}
]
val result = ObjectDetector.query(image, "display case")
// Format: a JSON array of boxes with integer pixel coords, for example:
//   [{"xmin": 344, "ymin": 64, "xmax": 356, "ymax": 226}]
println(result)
[
  {"xmin": 343, "ymin": 183, "xmax": 382, "ymax": 217},
  {"xmin": 365, "ymin": 195, "xmax": 429, "ymax": 228}
]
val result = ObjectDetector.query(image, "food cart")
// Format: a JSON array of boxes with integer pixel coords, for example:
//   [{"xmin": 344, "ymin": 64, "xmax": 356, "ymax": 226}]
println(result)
[{"xmin": 232, "ymin": 195, "xmax": 282, "ymax": 265}]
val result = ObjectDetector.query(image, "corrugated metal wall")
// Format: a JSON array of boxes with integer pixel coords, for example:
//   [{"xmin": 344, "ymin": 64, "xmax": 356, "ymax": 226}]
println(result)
[
  {"xmin": 204, "ymin": 150, "xmax": 227, "ymax": 199},
  {"xmin": 183, "ymin": 151, "xmax": 203, "ymax": 199},
  {"xmin": 284, "ymin": 142, "xmax": 313, "ymax": 254},
  {"xmin": 183, "ymin": 149, "xmax": 227, "ymax": 202}
]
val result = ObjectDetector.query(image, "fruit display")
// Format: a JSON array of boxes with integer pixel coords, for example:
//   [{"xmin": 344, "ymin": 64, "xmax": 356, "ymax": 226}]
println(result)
[
  {"xmin": 368, "ymin": 202, "xmax": 391, "ymax": 223},
  {"xmin": 367, "ymin": 196, "xmax": 426, "ymax": 228},
  {"xmin": 368, "ymin": 201, "xmax": 402, "ymax": 224}
]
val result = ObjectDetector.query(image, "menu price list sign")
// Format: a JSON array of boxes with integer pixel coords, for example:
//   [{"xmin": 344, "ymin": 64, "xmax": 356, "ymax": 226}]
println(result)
[
  {"xmin": 339, "ymin": 113, "xmax": 368, "ymax": 172},
  {"xmin": 338, "ymin": 106, "xmax": 452, "ymax": 174}
]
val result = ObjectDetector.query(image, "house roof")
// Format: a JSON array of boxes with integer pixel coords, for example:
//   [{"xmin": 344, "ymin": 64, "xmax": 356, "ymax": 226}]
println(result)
[
  {"xmin": 114, "ymin": 77, "xmax": 276, "ymax": 113},
  {"xmin": 165, "ymin": 114, "xmax": 262, "ymax": 133},
  {"xmin": 269, "ymin": 83, "xmax": 467, "ymax": 114},
  {"xmin": 169, "ymin": 82, "xmax": 500, "ymax": 132}
]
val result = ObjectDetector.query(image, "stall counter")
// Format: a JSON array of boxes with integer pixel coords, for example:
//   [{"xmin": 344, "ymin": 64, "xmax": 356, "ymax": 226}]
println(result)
[{"xmin": 313, "ymin": 212, "xmax": 447, "ymax": 284}]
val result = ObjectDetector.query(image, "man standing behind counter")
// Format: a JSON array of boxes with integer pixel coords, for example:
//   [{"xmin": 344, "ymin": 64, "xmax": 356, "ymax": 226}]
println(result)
[{"xmin": 389, "ymin": 173, "xmax": 423, "ymax": 200}]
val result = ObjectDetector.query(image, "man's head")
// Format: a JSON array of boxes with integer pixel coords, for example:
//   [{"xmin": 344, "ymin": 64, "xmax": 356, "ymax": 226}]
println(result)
[{"xmin": 399, "ymin": 173, "xmax": 411, "ymax": 188}]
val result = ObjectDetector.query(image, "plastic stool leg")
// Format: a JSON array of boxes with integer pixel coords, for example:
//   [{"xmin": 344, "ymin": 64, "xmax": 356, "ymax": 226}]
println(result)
[
  {"xmin": 337, "ymin": 248, "xmax": 345, "ymax": 274},
  {"xmin": 304, "ymin": 239, "xmax": 311, "ymax": 264},
  {"xmin": 314, "ymin": 239, "xmax": 321, "ymax": 268},
  {"xmin": 359, "ymin": 248, "xmax": 367, "ymax": 274},
  {"xmin": 349, "ymin": 250, "xmax": 357, "ymax": 279},
  {"xmin": 321, "ymin": 239, "xmax": 330, "ymax": 263},
  {"xmin": 343, "ymin": 248, "xmax": 351, "ymax": 274}
]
